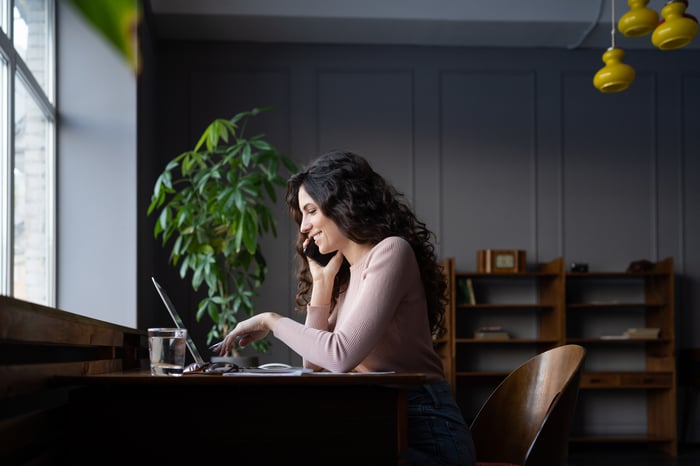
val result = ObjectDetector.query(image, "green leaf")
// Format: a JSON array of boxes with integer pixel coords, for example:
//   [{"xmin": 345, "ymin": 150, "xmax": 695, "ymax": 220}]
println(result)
[
  {"xmin": 250, "ymin": 139, "xmax": 272, "ymax": 151},
  {"xmin": 209, "ymin": 300, "xmax": 220, "ymax": 322},
  {"xmin": 172, "ymin": 235, "xmax": 183, "ymax": 257},
  {"xmin": 241, "ymin": 142, "xmax": 252, "ymax": 166},
  {"xmin": 262, "ymin": 178, "xmax": 276, "ymax": 202},
  {"xmin": 242, "ymin": 209, "xmax": 259, "ymax": 253},
  {"xmin": 229, "ymin": 112, "xmax": 246, "ymax": 128},
  {"xmin": 158, "ymin": 207, "xmax": 170, "ymax": 232},
  {"xmin": 179, "ymin": 256, "xmax": 189, "ymax": 278},
  {"xmin": 194, "ymin": 129, "xmax": 209, "ymax": 153},
  {"xmin": 282, "ymin": 156, "xmax": 298, "ymax": 173}
]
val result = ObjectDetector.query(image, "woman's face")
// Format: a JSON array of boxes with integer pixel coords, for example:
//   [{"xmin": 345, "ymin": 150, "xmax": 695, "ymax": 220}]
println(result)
[{"xmin": 298, "ymin": 185, "xmax": 345, "ymax": 254}]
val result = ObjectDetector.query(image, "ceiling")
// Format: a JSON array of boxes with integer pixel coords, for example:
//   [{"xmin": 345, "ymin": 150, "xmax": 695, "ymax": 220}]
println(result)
[{"xmin": 147, "ymin": 0, "xmax": 700, "ymax": 50}]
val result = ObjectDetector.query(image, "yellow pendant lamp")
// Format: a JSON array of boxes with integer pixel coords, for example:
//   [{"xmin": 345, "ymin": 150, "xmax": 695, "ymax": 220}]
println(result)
[
  {"xmin": 618, "ymin": 0, "xmax": 660, "ymax": 37},
  {"xmin": 594, "ymin": 0, "xmax": 635, "ymax": 93},
  {"xmin": 594, "ymin": 48, "xmax": 636, "ymax": 92},
  {"xmin": 652, "ymin": 0, "xmax": 699, "ymax": 50}
]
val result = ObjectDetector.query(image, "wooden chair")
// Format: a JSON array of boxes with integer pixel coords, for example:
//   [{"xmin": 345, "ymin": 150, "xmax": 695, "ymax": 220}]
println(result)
[{"xmin": 469, "ymin": 344, "xmax": 586, "ymax": 466}]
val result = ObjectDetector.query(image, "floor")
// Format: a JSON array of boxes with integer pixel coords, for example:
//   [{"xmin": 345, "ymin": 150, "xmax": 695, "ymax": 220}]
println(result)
[{"xmin": 567, "ymin": 444, "xmax": 700, "ymax": 466}]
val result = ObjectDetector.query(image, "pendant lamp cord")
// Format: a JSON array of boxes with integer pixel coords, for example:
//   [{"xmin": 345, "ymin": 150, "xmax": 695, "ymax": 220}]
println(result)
[{"xmin": 611, "ymin": 0, "xmax": 617, "ymax": 49}]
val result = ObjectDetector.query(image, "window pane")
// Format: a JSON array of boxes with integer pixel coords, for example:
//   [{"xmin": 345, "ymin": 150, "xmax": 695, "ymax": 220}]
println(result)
[
  {"xmin": 14, "ymin": 75, "xmax": 52, "ymax": 304},
  {"xmin": 13, "ymin": 0, "xmax": 51, "ymax": 97},
  {"xmin": 1, "ymin": 54, "xmax": 7, "ymax": 294}
]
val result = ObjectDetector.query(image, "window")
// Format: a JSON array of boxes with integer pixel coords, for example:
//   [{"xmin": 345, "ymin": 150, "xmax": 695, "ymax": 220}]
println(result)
[{"xmin": 1, "ymin": 0, "xmax": 55, "ymax": 305}]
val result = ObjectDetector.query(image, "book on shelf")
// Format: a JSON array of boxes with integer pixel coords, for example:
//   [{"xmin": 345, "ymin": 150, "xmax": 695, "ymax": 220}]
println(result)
[
  {"xmin": 600, "ymin": 334, "xmax": 630, "ymax": 340},
  {"xmin": 457, "ymin": 278, "xmax": 476, "ymax": 305},
  {"xmin": 466, "ymin": 278, "xmax": 475, "ymax": 304},
  {"xmin": 625, "ymin": 327, "xmax": 661, "ymax": 339},
  {"xmin": 600, "ymin": 327, "xmax": 661, "ymax": 340},
  {"xmin": 474, "ymin": 325, "xmax": 510, "ymax": 340}
]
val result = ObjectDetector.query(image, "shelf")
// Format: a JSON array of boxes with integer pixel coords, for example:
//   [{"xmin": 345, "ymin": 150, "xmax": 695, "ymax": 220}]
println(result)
[
  {"xmin": 441, "ymin": 255, "xmax": 676, "ymax": 456},
  {"xmin": 567, "ymin": 337, "xmax": 670, "ymax": 344},
  {"xmin": 567, "ymin": 302, "xmax": 664, "ymax": 309},
  {"xmin": 455, "ymin": 371, "xmax": 510, "ymax": 379},
  {"xmin": 580, "ymin": 371, "xmax": 674, "ymax": 389},
  {"xmin": 458, "ymin": 271, "xmax": 559, "ymax": 278},
  {"xmin": 457, "ymin": 303, "xmax": 554, "ymax": 310},
  {"xmin": 455, "ymin": 338, "xmax": 559, "ymax": 344},
  {"xmin": 567, "ymin": 272, "xmax": 667, "ymax": 279},
  {"xmin": 569, "ymin": 434, "xmax": 673, "ymax": 444}
]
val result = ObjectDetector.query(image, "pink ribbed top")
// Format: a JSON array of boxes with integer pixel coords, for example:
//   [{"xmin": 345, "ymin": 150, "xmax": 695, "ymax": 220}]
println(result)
[{"xmin": 272, "ymin": 236, "xmax": 445, "ymax": 381}]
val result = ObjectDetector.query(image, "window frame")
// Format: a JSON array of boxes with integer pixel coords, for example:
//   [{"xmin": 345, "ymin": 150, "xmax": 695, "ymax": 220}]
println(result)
[{"xmin": 0, "ymin": 0, "xmax": 56, "ymax": 305}]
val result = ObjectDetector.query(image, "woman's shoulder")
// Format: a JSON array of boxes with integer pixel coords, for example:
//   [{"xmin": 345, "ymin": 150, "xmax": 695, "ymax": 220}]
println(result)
[
  {"xmin": 375, "ymin": 236, "xmax": 412, "ymax": 254},
  {"xmin": 354, "ymin": 237, "xmax": 419, "ymax": 280},
  {"xmin": 368, "ymin": 237, "xmax": 415, "ymax": 266},
  {"xmin": 354, "ymin": 237, "xmax": 413, "ymax": 271}
]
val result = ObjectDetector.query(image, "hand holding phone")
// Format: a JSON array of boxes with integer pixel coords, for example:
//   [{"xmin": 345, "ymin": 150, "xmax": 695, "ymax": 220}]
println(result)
[{"xmin": 303, "ymin": 238, "xmax": 336, "ymax": 266}]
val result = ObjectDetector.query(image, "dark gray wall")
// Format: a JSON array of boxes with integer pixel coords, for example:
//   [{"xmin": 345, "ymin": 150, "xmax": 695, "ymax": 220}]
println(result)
[{"xmin": 140, "ymin": 41, "xmax": 700, "ymax": 439}]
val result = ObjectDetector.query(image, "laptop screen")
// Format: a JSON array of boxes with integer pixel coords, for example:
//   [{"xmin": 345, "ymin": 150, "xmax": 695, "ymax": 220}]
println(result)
[{"xmin": 151, "ymin": 277, "xmax": 206, "ymax": 367}]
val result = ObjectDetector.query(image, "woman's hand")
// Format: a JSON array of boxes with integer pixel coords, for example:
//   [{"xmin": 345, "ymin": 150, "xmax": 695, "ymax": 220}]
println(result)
[
  {"xmin": 303, "ymin": 238, "xmax": 343, "ymax": 279},
  {"xmin": 302, "ymin": 238, "xmax": 343, "ymax": 306},
  {"xmin": 218, "ymin": 312, "xmax": 281, "ymax": 355}
]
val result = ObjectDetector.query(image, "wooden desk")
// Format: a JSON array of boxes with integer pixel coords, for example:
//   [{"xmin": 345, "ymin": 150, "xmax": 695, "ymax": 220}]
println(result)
[
  {"xmin": 56, "ymin": 371, "xmax": 424, "ymax": 465},
  {"xmin": 1, "ymin": 296, "xmax": 424, "ymax": 465}
]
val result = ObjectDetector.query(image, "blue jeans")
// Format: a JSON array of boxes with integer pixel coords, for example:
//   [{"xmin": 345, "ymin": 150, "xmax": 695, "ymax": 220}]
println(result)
[{"xmin": 403, "ymin": 380, "xmax": 476, "ymax": 466}]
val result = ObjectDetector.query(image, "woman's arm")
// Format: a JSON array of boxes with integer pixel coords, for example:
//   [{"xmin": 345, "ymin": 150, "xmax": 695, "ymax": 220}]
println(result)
[{"xmin": 273, "ymin": 237, "xmax": 415, "ymax": 372}]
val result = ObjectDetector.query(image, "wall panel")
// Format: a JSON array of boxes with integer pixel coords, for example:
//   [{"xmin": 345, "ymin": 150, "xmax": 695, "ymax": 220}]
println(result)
[
  {"xmin": 682, "ymin": 73, "xmax": 700, "ymax": 350},
  {"xmin": 317, "ymin": 70, "xmax": 415, "ymax": 198},
  {"xmin": 562, "ymin": 72, "xmax": 657, "ymax": 270},
  {"xmin": 189, "ymin": 70, "xmax": 296, "ymax": 363},
  {"xmin": 440, "ymin": 71, "xmax": 536, "ymax": 269}
]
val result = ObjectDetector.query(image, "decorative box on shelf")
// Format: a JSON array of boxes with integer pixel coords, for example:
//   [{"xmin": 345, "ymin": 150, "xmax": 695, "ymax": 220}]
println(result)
[{"xmin": 477, "ymin": 249, "xmax": 526, "ymax": 274}]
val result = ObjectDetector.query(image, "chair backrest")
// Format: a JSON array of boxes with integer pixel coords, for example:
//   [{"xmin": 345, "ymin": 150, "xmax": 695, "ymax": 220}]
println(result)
[{"xmin": 469, "ymin": 344, "xmax": 586, "ymax": 466}]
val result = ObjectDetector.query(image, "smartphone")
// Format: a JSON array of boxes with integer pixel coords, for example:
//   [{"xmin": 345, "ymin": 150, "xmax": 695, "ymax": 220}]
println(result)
[{"xmin": 303, "ymin": 238, "xmax": 336, "ymax": 266}]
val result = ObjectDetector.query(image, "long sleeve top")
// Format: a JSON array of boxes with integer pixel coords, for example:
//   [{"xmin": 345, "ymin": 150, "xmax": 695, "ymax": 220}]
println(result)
[{"xmin": 272, "ymin": 236, "xmax": 446, "ymax": 381}]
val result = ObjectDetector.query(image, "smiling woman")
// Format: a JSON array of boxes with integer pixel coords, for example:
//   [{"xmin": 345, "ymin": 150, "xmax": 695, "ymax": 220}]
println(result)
[{"xmin": 216, "ymin": 150, "xmax": 477, "ymax": 465}]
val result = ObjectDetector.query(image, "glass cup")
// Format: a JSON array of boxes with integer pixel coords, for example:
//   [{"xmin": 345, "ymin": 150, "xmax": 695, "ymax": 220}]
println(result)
[{"xmin": 148, "ymin": 328, "xmax": 188, "ymax": 376}]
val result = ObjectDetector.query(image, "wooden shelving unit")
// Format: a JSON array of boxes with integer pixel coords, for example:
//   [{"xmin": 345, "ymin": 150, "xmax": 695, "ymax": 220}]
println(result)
[
  {"xmin": 440, "ymin": 256, "xmax": 677, "ymax": 456},
  {"xmin": 441, "ymin": 257, "xmax": 565, "ymax": 423},
  {"xmin": 565, "ymin": 258, "xmax": 676, "ymax": 455}
]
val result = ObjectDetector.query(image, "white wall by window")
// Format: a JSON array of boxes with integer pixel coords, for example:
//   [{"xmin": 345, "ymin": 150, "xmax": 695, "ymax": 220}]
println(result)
[{"xmin": 56, "ymin": 0, "xmax": 137, "ymax": 327}]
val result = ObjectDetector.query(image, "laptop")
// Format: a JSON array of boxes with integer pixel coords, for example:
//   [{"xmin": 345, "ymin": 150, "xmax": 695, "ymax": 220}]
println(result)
[
  {"xmin": 151, "ymin": 277, "xmax": 237, "ymax": 373},
  {"xmin": 151, "ymin": 277, "xmax": 309, "ymax": 375}
]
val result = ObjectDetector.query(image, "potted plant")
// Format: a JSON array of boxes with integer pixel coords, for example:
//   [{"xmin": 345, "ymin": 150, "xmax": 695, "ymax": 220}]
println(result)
[{"xmin": 147, "ymin": 107, "xmax": 296, "ymax": 357}]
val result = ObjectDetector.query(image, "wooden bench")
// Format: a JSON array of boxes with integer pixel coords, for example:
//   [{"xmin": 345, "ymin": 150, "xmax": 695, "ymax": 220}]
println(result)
[{"xmin": 0, "ymin": 295, "xmax": 147, "ymax": 464}]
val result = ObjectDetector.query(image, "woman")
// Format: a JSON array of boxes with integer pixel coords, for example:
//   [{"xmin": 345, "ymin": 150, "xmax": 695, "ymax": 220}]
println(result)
[{"xmin": 218, "ymin": 150, "xmax": 475, "ymax": 465}]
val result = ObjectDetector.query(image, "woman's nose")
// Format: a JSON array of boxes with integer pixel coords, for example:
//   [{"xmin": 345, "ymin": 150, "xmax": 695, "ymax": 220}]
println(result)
[{"xmin": 300, "ymin": 217, "xmax": 311, "ymax": 233}]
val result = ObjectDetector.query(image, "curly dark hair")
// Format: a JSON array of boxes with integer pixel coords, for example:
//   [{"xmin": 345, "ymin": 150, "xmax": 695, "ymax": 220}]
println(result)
[{"xmin": 285, "ymin": 150, "xmax": 447, "ymax": 338}]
